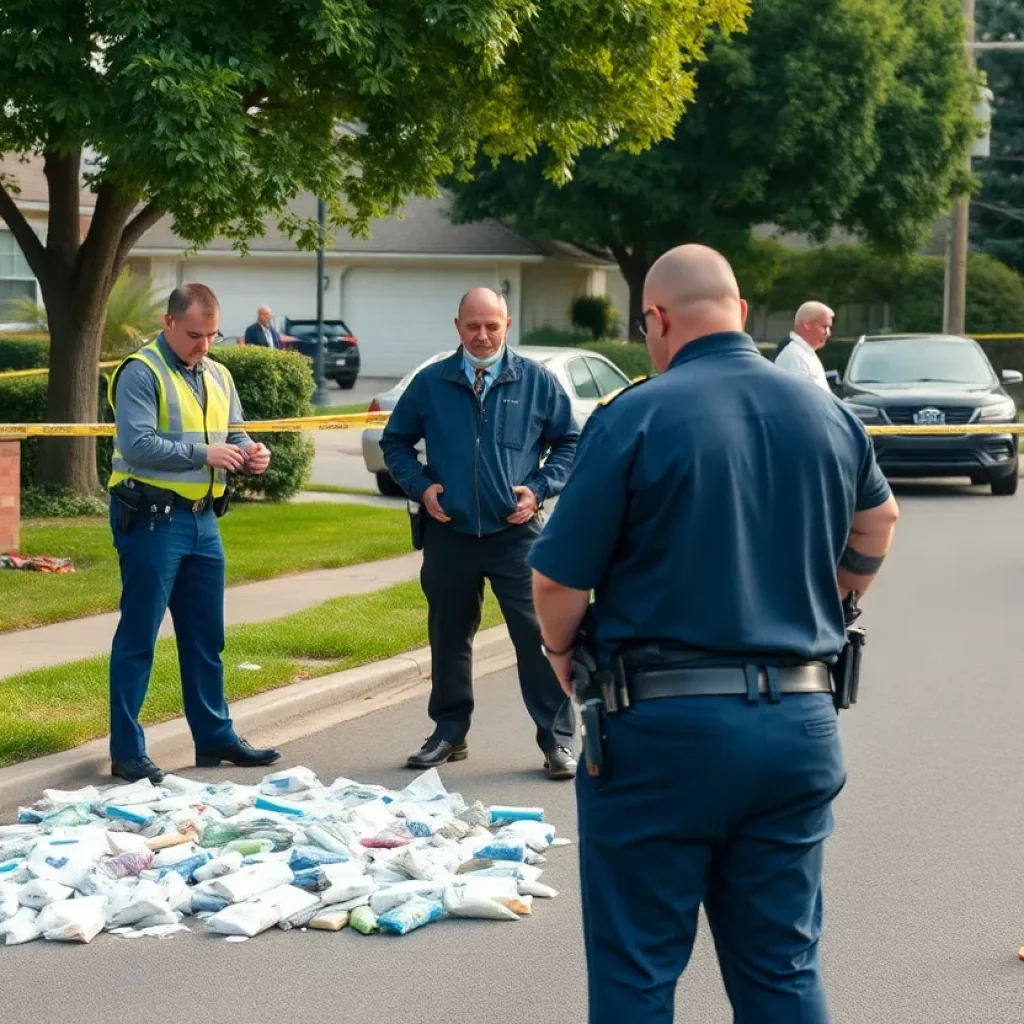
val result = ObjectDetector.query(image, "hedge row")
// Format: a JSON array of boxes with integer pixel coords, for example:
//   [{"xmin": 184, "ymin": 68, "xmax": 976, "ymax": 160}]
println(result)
[
  {"xmin": 0, "ymin": 346, "xmax": 315, "ymax": 502},
  {"xmin": 0, "ymin": 334, "xmax": 49, "ymax": 372}
]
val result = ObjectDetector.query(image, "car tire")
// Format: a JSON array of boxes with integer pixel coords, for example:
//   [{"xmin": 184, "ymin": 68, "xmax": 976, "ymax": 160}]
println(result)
[
  {"xmin": 339, "ymin": 378, "xmax": 356, "ymax": 390},
  {"xmin": 376, "ymin": 471, "xmax": 405, "ymax": 498},
  {"xmin": 991, "ymin": 470, "xmax": 1018, "ymax": 497}
]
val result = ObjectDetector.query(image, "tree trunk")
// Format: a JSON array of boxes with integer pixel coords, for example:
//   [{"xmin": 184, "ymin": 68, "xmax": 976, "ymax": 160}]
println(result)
[
  {"xmin": 1, "ymin": 149, "xmax": 164, "ymax": 496},
  {"xmin": 35, "ymin": 292, "xmax": 106, "ymax": 493},
  {"xmin": 611, "ymin": 245, "xmax": 649, "ymax": 342}
]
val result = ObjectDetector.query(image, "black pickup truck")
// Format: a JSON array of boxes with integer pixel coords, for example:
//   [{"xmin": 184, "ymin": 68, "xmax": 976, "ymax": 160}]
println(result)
[{"xmin": 281, "ymin": 318, "xmax": 360, "ymax": 389}]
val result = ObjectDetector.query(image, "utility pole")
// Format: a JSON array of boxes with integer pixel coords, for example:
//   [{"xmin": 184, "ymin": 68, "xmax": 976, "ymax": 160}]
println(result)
[
  {"xmin": 943, "ymin": 0, "xmax": 977, "ymax": 338},
  {"xmin": 312, "ymin": 197, "xmax": 330, "ymax": 408}
]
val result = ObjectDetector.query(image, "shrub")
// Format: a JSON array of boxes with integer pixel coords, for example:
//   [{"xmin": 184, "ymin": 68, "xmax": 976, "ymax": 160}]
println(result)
[
  {"xmin": 581, "ymin": 341, "xmax": 654, "ymax": 379},
  {"xmin": 571, "ymin": 295, "xmax": 619, "ymax": 340},
  {"xmin": 21, "ymin": 485, "xmax": 108, "ymax": 518},
  {"xmin": 210, "ymin": 346, "xmax": 315, "ymax": 501},
  {"xmin": 0, "ymin": 335, "xmax": 49, "ymax": 372},
  {"xmin": 0, "ymin": 374, "xmax": 112, "ymax": 490}
]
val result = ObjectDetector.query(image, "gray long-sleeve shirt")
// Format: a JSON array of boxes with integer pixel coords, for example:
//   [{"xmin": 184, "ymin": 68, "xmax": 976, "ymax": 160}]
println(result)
[{"xmin": 113, "ymin": 335, "xmax": 253, "ymax": 473}]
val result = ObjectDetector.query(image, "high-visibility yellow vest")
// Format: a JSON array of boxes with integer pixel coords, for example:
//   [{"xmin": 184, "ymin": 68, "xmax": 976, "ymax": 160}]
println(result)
[{"xmin": 107, "ymin": 338, "xmax": 233, "ymax": 500}]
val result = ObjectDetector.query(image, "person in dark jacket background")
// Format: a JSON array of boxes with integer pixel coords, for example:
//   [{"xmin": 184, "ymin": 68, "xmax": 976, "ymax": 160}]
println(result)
[
  {"xmin": 381, "ymin": 287, "xmax": 579, "ymax": 779},
  {"xmin": 243, "ymin": 306, "xmax": 282, "ymax": 348}
]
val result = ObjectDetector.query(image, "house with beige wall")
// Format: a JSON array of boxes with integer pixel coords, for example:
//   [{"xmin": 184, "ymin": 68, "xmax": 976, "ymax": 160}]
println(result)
[{"xmin": 0, "ymin": 157, "xmax": 616, "ymax": 377}]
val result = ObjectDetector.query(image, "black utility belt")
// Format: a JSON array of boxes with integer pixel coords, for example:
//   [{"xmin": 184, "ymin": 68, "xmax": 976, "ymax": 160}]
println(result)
[
  {"xmin": 112, "ymin": 480, "xmax": 230, "ymax": 533},
  {"xmin": 121, "ymin": 481, "xmax": 211, "ymax": 514},
  {"xmin": 628, "ymin": 662, "xmax": 832, "ymax": 701}
]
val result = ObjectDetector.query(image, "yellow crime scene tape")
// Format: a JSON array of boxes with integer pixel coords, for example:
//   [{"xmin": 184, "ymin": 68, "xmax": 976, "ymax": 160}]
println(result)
[
  {"xmin": 0, "ymin": 361, "xmax": 119, "ymax": 380},
  {"xmin": 0, "ymin": 417, "xmax": 1021, "ymax": 439},
  {"xmin": 0, "ymin": 413, "xmax": 391, "ymax": 438}
]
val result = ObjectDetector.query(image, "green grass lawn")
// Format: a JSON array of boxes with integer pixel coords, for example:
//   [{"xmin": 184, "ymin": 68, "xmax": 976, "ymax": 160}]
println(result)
[
  {"xmin": 0, "ymin": 581, "xmax": 503, "ymax": 767},
  {"xmin": 312, "ymin": 402, "xmax": 372, "ymax": 416},
  {"xmin": 304, "ymin": 482, "xmax": 379, "ymax": 497},
  {"xmin": 1, "ymin": 502, "xmax": 409, "ymax": 633}
]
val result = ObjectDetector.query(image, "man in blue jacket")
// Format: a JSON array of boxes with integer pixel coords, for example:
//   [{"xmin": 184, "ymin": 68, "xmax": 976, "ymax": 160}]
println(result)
[{"xmin": 381, "ymin": 287, "xmax": 580, "ymax": 779}]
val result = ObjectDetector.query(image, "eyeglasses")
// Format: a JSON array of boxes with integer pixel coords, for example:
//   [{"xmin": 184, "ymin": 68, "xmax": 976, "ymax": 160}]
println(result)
[{"xmin": 635, "ymin": 307, "xmax": 656, "ymax": 339}]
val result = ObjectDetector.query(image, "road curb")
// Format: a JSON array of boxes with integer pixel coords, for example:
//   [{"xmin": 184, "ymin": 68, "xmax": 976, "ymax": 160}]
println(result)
[{"xmin": 0, "ymin": 625, "xmax": 515, "ymax": 814}]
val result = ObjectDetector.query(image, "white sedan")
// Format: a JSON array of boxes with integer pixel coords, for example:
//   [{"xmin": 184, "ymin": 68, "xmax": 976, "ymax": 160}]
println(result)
[{"xmin": 361, "ymin": 346, "xmax": 633, "ymax": 496}]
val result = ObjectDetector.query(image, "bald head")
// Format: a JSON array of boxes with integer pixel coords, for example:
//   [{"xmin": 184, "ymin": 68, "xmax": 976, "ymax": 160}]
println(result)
[
  {"xmin": 641, "ymin": 245, "xmax": 747, "ymax": 371},
  {"xmin": 793, "ymin": 300, "xmax": 834, "ymax": 350},
  {"xmin": 456, "ymin": 287, "xmax": 511, "ymax": 362}
]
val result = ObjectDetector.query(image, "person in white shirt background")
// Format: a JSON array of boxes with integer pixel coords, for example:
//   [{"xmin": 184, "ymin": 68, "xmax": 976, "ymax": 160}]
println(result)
[{"xmin": 774, "ymin": 301, "xmax": 835, "ymax": 391}]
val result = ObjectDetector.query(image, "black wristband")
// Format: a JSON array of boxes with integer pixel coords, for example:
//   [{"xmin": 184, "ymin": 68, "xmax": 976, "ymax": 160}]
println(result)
[
  {"xmin": 839, "ymin": 545, "xmax": 884, "ymax": 576},
  {"xmin": 541, "ymin": 639, "xmax": 575, "ymax": 657}
]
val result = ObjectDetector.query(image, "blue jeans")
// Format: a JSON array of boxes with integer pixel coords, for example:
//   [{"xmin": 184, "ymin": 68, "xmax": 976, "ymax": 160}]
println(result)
[
  {"xmin": 577, "ymin": 691, "xmax": 846, "ymax": 1024},
  {"xmin": 108, "ymin": 502, "xmax": 236, "ymax": 761}
]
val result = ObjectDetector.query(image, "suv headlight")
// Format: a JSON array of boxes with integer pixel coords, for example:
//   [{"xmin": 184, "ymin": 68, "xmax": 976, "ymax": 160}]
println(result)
[
  {"xmin": 977, "ymin": 399, "xmax": 1016, "ymax": 422},
  {"xmin": 845, "ymin": 402, "xmax": 882, "ymax": 422}
]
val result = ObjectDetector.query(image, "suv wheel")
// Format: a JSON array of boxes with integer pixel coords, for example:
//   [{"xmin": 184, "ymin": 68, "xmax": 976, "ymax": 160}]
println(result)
[
  {"xmin": 376, "ymin": 471, "xmax": 405, "ymax": 498},
  {"xmin": 991, "ymin": 469, "xmax": 1019, "ymax": 497}
]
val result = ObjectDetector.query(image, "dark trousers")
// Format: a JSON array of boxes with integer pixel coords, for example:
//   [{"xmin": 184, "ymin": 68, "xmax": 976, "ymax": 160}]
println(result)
[
  {"xmin": 108, "ymin": 503, "xmax": 237, "ymax": 762},
  {"xmin": 577, "ymin": 691, "xmax": 846, "ymax": 1024},
  {"xmin": 420, "ymin": 516, "xmax": 575, "ymax": 753}
]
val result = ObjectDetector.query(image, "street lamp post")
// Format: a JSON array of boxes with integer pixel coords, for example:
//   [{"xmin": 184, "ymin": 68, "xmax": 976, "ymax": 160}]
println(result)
[
  {"xmin": 942, "ymin": 20, "xmax": 1024, "ymax": 335},
  {"xmin": 312, "ymin": 197, "xmax": 330, "ymax": 408}
]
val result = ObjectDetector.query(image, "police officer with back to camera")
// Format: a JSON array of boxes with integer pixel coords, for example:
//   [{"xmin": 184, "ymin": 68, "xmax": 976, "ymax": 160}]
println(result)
[
  {"xmin": 381, "ymin": 287, "xmax": 579, "ymax": 780},
  {"xmin": 106, "ymin": 283, "xmax": 281, "ymax": 784},
  {"xmin": 529, "ymin": 245, "xmax": 900, "ymax": 1023}
]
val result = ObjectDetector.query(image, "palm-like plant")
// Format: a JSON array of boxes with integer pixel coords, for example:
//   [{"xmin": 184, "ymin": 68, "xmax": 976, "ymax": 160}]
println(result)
[
  {"xmin": 100, "ymin": 271, "xmax": 164, "ymax": 358},
  {"xmin": 1, "ymin": 271, "xmax": 164, "ymax": 358}
]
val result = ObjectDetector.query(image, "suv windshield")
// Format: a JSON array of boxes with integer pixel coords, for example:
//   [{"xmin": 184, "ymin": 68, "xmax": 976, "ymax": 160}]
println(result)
[
  {"xmin": 847, "ymin": 339, "xmax": 995, "ymax": 387},
  {"xmin": 287, "ymin": 322, "xmax": 353, "ymax": 340}
]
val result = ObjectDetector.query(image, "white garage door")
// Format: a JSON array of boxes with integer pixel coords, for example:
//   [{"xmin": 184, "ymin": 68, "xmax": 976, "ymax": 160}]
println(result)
[
  {"xmin": 182, "ymin": 263, "xmax": 320, "ymax": 339},
  {"xmin": 343, "ymin": 267, "xmax": 518, "ymax": 377}
]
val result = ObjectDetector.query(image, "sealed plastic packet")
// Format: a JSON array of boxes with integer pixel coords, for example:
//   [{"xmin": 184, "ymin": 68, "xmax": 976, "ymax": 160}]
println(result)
[
  {"xmin": 349, "ymin": 905, "xmax": 380, "ymax": 935},
  {"xmin": 378, "ymin": 897, "xmax": 445, "ymax": 936}
]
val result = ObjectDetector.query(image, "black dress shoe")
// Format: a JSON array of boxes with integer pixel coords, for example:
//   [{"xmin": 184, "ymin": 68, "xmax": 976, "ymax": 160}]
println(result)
[
  {"xmin": 111, "ymin": 756, "xmax": 166, "ymax": 784},
  {"xmin": 195, "ymin": 738, "xmax": 281, "ymax": 768},
  {"xmin": 404, "ymin": 737, "xmax": 468, "ymax": 770},
  {"xmin": 544, "ymin": 746, "xmax": 577, "ymax": 780}
]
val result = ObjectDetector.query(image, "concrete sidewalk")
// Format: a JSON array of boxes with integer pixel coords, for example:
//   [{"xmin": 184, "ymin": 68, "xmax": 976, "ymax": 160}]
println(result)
[{"xmin": 0, "ymin": 552, "xmax": 422, "ymax": 679}]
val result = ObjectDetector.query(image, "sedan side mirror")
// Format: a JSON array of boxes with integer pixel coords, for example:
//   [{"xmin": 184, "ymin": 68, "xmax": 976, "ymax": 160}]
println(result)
[{"xmin": 1001, "ymin": 369, "xmax": 1023, "ymax": 385}]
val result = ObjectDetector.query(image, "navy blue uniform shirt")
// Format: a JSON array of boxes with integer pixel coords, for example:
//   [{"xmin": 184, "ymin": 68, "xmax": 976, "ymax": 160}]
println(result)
[
  {"xmin": 528, "ymin": 332, "xmax": 892, "ymax": 666},
  {"xmin": 381, "ymin": 347, "xmax": 579, "ymax": 537}
]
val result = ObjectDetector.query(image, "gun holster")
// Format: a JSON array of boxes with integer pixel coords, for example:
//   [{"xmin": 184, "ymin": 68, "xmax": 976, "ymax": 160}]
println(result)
[
  {"xmin": 831, "ymin": 595, "xmax": 867, "ymax": 712},
  {"xmin": 111, "ymin": 481, "xmax": 142, "ymax": 533},
  {"xmin": 212, "ymin": 476, "xmax": 232, "ymax": 518},
  {"xmin": 408, "ymin": 500, "xmax": 424, "ymax": 551}
]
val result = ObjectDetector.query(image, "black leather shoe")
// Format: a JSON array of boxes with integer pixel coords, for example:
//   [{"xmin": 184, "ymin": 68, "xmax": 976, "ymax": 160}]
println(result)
[
  {"xmin": 404, "ymin": 737, "xmax": 468, "ymax": 770},
  {"xmin": 111, "ymin": 756, "xmax": 166, "ymax": 784},
  {"xmin": 195, "ymin": 738, "xmax": 281, "ymax": 768},
  {"xmin": 544, "ymin": 746, "xmax": 577, "ymax": 780}
]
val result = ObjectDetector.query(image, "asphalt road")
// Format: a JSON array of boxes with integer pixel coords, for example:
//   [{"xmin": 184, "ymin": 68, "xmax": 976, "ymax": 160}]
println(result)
[{"xmin": 2, "ymin": 481, "xmax": 1024, "ymax": 1022}]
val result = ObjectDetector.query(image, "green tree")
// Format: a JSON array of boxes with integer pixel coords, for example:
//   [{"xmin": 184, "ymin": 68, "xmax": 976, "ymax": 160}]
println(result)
[
  {"xmin": 449, "ymin": 0, "xmax": 979, "ymax": 336},
  {"xmin": 972, "ymin": 0, "xmax": 1024, "ymax": 274},
  {"xmin": 4, "ymin": 270, "xmax": 164, "ymax": 358},
  {"xmin": 0, "ymin": 0, "xmax": 750, "ymax": 493}
]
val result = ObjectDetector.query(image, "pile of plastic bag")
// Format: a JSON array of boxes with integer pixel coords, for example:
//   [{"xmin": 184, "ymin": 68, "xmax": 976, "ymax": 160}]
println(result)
[{"xmin": 0, "ymin": 767, "xmax": 567, "ymax": 946}]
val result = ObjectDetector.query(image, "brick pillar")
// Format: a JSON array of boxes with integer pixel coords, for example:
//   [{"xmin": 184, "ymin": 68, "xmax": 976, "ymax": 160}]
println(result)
[{"xmin": 0, "ymin": 441, "xmax": 20, "ymax": 553}]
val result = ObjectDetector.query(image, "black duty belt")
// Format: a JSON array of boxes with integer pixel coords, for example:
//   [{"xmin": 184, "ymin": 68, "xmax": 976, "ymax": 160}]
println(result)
[
  {"xmin": 133, "ymin": 482, "xmax": 210, "ymax": 514},
  {"xmin": 628, "ymin": 662, "xmax": 831, "ymax": 700}
]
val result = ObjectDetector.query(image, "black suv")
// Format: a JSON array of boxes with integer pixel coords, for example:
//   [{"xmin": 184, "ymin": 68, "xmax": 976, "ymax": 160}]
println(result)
[
  {"xmin": 282, "ymin": 318, "xmax": 360, "ymax": 389},
  {"xmin": 836, "ymin": 333, "xmax": 1022, "ymax": 496}
]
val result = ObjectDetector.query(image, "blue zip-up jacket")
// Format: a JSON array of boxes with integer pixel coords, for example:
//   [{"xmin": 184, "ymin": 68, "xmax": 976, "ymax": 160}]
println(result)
[{"xmin": 380, "ymin": 347, "xmax": 580, "ymax": 537}]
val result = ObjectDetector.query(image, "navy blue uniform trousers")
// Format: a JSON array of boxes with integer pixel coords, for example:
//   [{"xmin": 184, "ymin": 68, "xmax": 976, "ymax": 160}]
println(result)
[
  {"xmin": 108, "ymin": 503, "xmax": 237, "ymax": 761},
  {"xmin": 577, "ymin": 690, "xmax": 846, "ymax": 1024}
]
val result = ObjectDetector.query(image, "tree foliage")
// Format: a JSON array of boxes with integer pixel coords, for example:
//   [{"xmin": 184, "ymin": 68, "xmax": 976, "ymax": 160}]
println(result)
[
  {"xmin": 972, "ymin": 0, "xmax": 1024, "ymax": 273},
  {"xmin": 0, "ymin": 0, "xmax": 750, "ymax": 491},
  {"xmin": 450, "ymin": 0, "xmax": 979, "ymax": 334}
]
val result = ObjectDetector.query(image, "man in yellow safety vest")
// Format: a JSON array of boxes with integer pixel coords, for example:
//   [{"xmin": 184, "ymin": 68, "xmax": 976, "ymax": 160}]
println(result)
[{"xmin": 106, "ymin": 283, "xmax": 280, "ymax": 783}]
